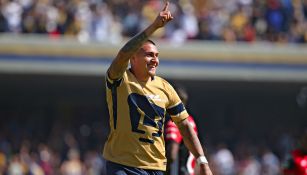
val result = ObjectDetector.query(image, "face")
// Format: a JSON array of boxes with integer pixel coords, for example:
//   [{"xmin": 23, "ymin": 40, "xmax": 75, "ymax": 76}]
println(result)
[{"xmin": 131, "ymin": 42, "xmax": 159, "ymax": 81}]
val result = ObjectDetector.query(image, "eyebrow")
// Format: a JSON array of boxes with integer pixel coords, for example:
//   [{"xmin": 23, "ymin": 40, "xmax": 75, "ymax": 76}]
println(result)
[
  {"xmin": 140, "ymin": 47, "xmax": 158, "ymax": 53},
  {"xmin": 144, "ymin": 51, "xmax": 159, "ymax": 56}
]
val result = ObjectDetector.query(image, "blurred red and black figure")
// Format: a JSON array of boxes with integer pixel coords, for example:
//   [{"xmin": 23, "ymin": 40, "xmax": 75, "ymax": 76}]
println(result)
[{"xmin": 282, "ymin": 130, "xmax": 307, "ymax": 175}]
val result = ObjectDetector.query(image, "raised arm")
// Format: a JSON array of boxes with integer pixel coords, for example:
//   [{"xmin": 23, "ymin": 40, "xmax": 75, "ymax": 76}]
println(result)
[
  {"xmin": 177, "ymin": 119, "xmax": 213, "ymax": 175},
  {"xmin": 107, "ymin": 2, "xmax": 173, "ymax": 80}
]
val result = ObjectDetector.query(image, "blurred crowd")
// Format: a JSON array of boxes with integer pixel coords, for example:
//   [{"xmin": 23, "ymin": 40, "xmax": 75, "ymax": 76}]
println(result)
[
  {"xmin": 0, "ymin": 112, "xmax": 305, "ymax": 175},
  {"xmin": 0, "ymin": 141, "xmax": 109, "ymax": 175},
  {"xmin": 0, "ymin": 139, "xmax": 107, "ymax": 175},
  {"xmin": 0, "ymin": 0, "xmax": 306, "ymax": 44},
  {"xmin": 0, "ymin": 114, "xmax": 109, "ymax": 175}
]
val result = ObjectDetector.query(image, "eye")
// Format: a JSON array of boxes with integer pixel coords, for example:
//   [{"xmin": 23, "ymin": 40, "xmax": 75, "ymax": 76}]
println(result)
[
  {"xmin": 145, "ymin": 52, "xmax": 158, "ymax": 58},
  {"xmin": 145, "ymin": 52, "xmax": 154, "ymax": 57}
]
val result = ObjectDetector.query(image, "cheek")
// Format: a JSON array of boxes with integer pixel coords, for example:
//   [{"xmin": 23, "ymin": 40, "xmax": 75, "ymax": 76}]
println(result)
[{"xmin": 134, "ymin": 59, "xmax": 146, "ymax": 67}]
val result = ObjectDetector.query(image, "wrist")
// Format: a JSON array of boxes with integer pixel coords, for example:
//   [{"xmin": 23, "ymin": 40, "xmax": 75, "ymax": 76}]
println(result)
[{"xmin": 196, "ymin": 156, "xmax": 208, "ymax": 165}]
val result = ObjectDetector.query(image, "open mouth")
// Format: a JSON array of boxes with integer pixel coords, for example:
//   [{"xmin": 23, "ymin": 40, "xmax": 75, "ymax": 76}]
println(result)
[{"xmin": 147, "ymin": 64, "xmax": 157, "ymax": 70}]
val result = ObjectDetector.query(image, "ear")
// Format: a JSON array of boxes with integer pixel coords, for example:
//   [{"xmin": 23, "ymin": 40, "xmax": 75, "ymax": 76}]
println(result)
[
  {"xmin": 130, "ymin": 56, "xmax": 135, "ymax": 63},
  {"xmin": 130, "ymin": 56, "xmax": 136, "ymax": 68}
]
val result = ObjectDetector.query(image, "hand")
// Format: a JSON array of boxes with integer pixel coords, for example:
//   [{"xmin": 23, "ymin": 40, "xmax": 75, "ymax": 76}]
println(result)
[
  {"xmin": 199, "ymin": 163, "xmax": 213, "ymax": 175},
  {"xmin": 153, "ymin": 1, "xmax": 173, "ymax": 28}
]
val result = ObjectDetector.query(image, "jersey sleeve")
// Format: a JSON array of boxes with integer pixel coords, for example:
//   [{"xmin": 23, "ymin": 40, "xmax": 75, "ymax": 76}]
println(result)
[
  {"xmin": 165, "ymin": 120, "xmax": 182, "ymax": 143},
  {"xmin": 164, "ymin": 82, "xmax": 189, "ymax": 124},
  {"xmin": 105, "ymin": 70, "xmax": 124, "ymax": 89}
]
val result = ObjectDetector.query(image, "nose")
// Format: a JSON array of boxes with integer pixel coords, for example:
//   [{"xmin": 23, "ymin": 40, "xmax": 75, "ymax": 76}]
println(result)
[
  {"xmin": 151, "ymin": 56, "xmax": 159, "ymax": 66},
  {"xmin": 153, "ymin": 55, "xmax": 158, "ymax": 61},
  {"xmin": 153, "ymin": 53, "xmax": 159, "ymax": 61}
]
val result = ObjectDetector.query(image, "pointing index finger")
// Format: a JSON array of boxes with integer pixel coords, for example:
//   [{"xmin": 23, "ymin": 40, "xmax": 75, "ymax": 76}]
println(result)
[{"xmin": 162, "ymin": 1, "xmax": 169, "ymax": 11}]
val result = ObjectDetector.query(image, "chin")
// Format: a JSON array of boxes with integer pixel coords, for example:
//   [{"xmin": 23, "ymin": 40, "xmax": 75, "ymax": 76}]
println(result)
[
  {"xmin": 148, "ymin": 68, "xmax": 156, "ymax": 75},
  {"xmin": 148, "ymin": 71, "xmax": 156, "ymax": 77}
]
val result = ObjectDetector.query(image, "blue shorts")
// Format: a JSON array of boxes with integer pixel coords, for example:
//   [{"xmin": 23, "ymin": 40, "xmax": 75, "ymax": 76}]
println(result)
[{"xmin": 106, "ymin": 160, "xmax": 164, "ymax": 175}]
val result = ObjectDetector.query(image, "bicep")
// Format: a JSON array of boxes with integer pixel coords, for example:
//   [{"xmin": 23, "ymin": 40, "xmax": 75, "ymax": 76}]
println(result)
[
  {"xmin": 176, "ymin": 118, "xmax": 189, "ymax": 129},
  {"xmin": 176, "ymin": 118, "xmax": 199, "ymax": 143}
]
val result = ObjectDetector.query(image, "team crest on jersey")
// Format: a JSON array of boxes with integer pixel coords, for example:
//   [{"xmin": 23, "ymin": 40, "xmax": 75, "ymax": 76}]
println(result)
[{"xmin": 146, "ymin": 94, "xmax": 166, "ymax": 102}]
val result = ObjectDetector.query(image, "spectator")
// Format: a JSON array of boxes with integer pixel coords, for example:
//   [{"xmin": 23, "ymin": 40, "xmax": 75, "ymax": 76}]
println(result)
[
  {"xmin": 60, "ymin": 148, "xmax": 85, "ymax": 175},
  {"xmin": 84, "ymin": 150, "xmax": 106, "ymax": 175},
  {"xmin": 282, "ymin": 129, "xmax": 307, "ymax": 175},
  {"xmin": 0, "ymin": 0, "xmax": 306, "ymax": 43},
  {"xmin": 211, "ymin": 143, "xmax": 235, "ymax": 175},
  {"xmin": 260, "ymin": 146, "xmax": 281, "ymax": 175},
  {"xmin": 235, "ymin": 142, "xmax": 261, "ymax": 175},
  {"xmin": 8, "ymin": 154, "xmax": 25, "ymax": 175}
]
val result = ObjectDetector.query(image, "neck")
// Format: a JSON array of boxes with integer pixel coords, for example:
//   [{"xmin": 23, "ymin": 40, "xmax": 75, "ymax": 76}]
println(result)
[
  {"xmin": 136, "ymin": 75, "xmax": 152, "ymax": 83},
  {"xmin": 130, "ymin": 68, "xmax": 151, "ymax": 83}
]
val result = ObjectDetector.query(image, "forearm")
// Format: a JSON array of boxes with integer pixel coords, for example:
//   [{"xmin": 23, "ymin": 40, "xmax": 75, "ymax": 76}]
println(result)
[
  {"xmin": 108, "ymin": 24, "xmax": 159, "ymax": 80},
  {"xmin": 121, "ymin": 24, "xmax": 158, "ymax": 53},
  {"xmin": 177, "ymin": 119, "xmax": 205, "ymax": 158},
  {"xmin": 177, "ymin": 119, "xmax": 213, "ymax": 175}
]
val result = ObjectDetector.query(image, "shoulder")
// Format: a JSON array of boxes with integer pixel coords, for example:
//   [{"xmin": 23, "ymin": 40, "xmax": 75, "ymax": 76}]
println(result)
[
  {"xmin": 107, "ymin": 69, "xmax": 129, "ymax": 81},
  {"xmin": 153, "ymin": 76, "xmax": 174, "ymax": 90},
  {"xmin": 154, "ymin": 75, "xmax": 168, "ymax": 83},
  {"xmin": 106, "ymin": 70, "xmax": 129, "ymax": 89}
]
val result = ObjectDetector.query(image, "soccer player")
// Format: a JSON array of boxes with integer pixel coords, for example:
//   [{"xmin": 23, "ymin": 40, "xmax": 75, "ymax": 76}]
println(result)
[
  {"xmin": 103, "ymin": 2, "xmax": 213, "ymax": 175},
  {"xmin": 165, "ymin": 85, "xmax": 199, "ymax": 175}
]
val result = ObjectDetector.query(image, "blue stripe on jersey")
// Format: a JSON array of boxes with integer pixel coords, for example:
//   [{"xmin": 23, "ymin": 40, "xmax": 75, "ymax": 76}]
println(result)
[
  {"xmin": 167, "ymin": 103, "xmax": 185, "ymax": 116},
  {"xmin": 139, "ymin": 138, "xmax": 155, "ymax": 144},
  {"xmin": 106, "ymin": 77, "xmax": 122, "ymax": 129}
]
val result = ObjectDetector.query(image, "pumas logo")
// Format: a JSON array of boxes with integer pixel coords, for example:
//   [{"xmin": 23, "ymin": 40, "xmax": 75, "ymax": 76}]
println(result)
[{"xmin": 146, "ymin": 94, "xmax": 165, "ymax": 102}]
